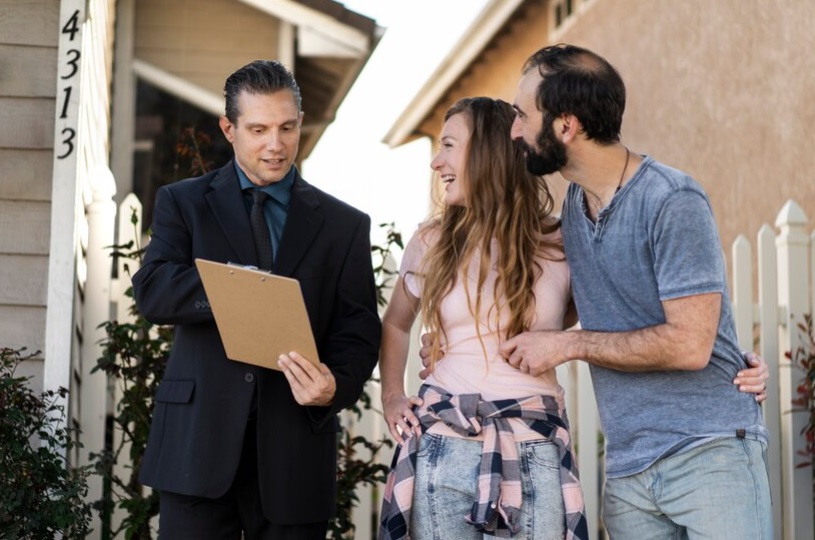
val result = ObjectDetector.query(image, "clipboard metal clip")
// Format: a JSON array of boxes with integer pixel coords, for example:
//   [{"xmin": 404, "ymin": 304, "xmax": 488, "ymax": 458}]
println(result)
[{"xmin": 226, "ymin": 261, "xmax": 269, "ymax": 273}]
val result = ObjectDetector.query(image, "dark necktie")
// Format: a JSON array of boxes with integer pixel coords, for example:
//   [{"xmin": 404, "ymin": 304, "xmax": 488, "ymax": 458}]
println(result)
[{"xmin": 250, "ymin": 190, "xmax": 273, "ymax": 270}]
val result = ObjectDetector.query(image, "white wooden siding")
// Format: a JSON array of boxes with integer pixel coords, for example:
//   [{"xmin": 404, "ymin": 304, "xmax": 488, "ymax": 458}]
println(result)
[
  {"xmin": 0, "ymin": 201, "xmax": 52, "ymax": 254},
  {"xmin": 0, "ymin": 149, "xmax": 54, "ymax": 200},
  {"xmin": 0, "ymin": 98, "xmax": 56, "ymax": 148},
  {"xmin": 135, "ymin": 0, "xmax": 282, "ymax": 97},
  {"xmin": 0, "ymin": 0, "xmax": 59, "ymax": 47},
  {"xmin": 0, "ymin": 45, "xmax": 59, "ymax": 96},
  {"xmin": 0, "ymin": 306, "xmax": 47, "ymax": 352}
]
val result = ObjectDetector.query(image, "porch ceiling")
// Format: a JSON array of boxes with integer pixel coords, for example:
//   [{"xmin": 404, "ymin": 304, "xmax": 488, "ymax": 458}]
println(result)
[{"xmin": 133, "ymin": 0, "xmax": 381, "ymax": 160}]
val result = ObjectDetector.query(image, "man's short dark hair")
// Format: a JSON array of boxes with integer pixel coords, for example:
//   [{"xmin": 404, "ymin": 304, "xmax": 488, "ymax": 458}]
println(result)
[
  {"xmin": 223, "ymin": 60, "xmax": 302, "ymax": 123},
  {"xmin": 523, "ymin": 44, "xmax": 625, "ymax": 144}
]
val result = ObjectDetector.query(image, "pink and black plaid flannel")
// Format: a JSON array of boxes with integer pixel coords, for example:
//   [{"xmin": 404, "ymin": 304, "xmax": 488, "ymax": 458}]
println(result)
[{"xmin": 378, "ymin": 384, "xmax": 588, "ymax": 539}]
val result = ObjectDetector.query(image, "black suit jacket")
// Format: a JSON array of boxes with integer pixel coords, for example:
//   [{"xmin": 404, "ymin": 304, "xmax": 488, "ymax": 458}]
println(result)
[{"xmin": 131, "ymin": 162, "xmax": 381, "ymax": 523}]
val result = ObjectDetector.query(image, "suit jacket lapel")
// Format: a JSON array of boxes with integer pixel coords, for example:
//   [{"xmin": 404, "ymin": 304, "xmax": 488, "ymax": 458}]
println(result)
[
  {"xmin": 204, "ymin": 161, "xmax": 258, "ymax": 266},
  {"xmin": 274, "ymin": 174, "xmax": 323, "ymax": 277}
]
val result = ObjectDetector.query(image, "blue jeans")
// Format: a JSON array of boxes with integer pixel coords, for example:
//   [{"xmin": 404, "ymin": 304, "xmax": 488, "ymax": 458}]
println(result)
[
  {"xmin": 410, "ymin": 433, "xmax": 566, "ymax": 539},
  {"xmin": 602, "ymin": 437, "xmax": 772, "ymax": 539}
]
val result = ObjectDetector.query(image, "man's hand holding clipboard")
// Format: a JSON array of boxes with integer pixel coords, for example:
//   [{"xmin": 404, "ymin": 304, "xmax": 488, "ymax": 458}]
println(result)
[{"xmin": 277, "ymin": 352, "xmax": 336, "ymax": 406}]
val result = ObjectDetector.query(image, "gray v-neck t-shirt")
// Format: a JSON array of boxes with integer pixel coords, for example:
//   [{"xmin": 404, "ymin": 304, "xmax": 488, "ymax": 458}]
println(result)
[{"xmin": 561, "ymin": 155, "xmax": 768, "ymax": 478}]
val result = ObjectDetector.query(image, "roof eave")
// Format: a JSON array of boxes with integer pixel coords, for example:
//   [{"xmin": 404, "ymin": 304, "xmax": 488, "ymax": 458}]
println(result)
[
  {"xmin": 299, "ymin": 25, "xmax": 385, "ymax": 159},
  {"xmin": 382, "ymin": 0, "xmax": 525, "ymax": 148}
]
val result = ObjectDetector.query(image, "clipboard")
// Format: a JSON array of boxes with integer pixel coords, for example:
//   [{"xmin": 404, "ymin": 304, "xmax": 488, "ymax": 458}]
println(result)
[{"xmin": 195, "ymin": 258, "xmax": 320, "ymax": 370}]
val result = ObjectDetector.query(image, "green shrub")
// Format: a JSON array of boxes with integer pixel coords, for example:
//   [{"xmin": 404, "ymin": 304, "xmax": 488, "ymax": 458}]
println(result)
[
  {"xmin": 788, "ymin": 313, "xmax": 815, "ymax": 494},
  {"xmin": 0, "ymin": 347, "xmax": 92, "ymax": 539}
]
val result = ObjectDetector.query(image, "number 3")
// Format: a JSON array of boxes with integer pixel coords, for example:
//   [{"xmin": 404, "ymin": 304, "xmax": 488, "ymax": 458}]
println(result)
[{"xmin": 57, "ymin": 127, "xmax": 76, "ymax": 159}]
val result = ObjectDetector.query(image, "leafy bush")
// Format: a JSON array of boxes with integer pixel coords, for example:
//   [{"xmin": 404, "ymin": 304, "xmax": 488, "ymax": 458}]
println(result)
[
  {"xmin": 328, "ymin": 221, "xmax": 400, "ymax": 540},
  {"xmin": 90, "ymin": 213, "xmax": 169, "ymax": 539},
  {"xmin": 786, "ymin": 312, "xmax": 815, "ymax": 527},
  {"xmin": 788, "ymin": 313, "xmax": 815, "ymax": 471},
  {"xmin": 0, "ymin": 347, "xmax": 92, "ymax": 539}
]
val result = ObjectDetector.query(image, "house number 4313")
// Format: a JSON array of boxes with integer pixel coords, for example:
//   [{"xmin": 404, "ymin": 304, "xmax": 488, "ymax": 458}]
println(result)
[{"xmin": 57, "ymin": 9, "xmax": 81, "ymax": 160}]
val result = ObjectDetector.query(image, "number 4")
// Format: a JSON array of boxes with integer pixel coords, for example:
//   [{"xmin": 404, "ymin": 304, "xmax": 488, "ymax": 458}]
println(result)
[{"xmin": 62, "ymin": 9, "xmax": 80, "ymax": 41}]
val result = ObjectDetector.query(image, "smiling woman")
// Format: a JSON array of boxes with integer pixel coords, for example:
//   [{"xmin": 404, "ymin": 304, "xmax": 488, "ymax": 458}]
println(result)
[
  {"xmin": 431, "ymin": 112, "xmax": 468, "ymax": 206},
  {"xmin": 377, "ymin": 96, "xmax": 583, "ymax": 540}
]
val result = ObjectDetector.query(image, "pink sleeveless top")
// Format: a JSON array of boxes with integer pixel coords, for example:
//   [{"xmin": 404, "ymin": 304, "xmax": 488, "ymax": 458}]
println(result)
[{"xmin": 401, "ymin": 222, "xmax": 572, "ymax": 441}]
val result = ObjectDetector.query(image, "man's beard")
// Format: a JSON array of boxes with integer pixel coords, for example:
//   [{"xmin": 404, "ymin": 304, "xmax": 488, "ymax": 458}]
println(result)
[{"xmin": 517, "ymin": 114, "xmax": 568, "ymax": 175}]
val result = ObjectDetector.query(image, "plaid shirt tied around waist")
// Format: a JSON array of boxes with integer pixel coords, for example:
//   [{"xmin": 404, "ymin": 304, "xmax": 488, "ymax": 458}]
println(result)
[{"xmin": 378, "ymin": 384, "xmax": 588, "ymax": 539}]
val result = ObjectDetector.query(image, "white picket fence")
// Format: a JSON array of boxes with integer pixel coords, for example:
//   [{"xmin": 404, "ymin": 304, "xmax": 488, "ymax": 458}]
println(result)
[
  {"xmin": 729, "ymin": 200, "xmax": 814, "ymax": 540},
  {"xmin": 86, "ymin": 191, "xmax": 814, "ymax": 539}
]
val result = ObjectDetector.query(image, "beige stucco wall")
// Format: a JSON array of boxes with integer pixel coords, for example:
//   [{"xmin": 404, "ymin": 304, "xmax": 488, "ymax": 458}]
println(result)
[
  {"xmin": 417, "ymin": 0, "xmax": 815, "ymax": 269},
  {"xmin": 558, "ymin": 0, "xmax": 815, "ymax": 260}
]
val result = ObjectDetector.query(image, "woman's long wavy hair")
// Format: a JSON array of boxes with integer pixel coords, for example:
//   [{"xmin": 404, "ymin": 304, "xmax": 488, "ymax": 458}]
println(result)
[{"xmin": 419, "ymin": 97, "xmax": 563, "ymax": 369}]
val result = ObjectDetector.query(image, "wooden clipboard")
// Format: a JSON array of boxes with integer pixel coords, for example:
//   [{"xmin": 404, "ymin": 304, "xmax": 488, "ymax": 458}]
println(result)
[{"xmin": 195, "ymin": 258, "xmax": 319, "ymax": 370}]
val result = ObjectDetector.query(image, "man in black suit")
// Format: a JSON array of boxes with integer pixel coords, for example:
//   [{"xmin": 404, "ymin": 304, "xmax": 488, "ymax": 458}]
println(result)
[{"xmin": 132, "ymin": 60, "xmax": 382, "ymax": 540}]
